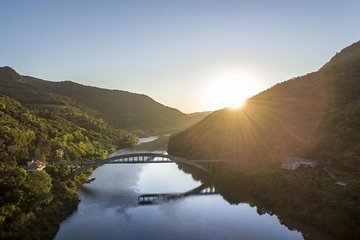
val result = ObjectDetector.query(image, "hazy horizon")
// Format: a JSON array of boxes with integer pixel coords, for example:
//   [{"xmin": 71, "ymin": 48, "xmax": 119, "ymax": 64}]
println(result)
[{"xmin": 1, "ymin": 0, "xmax": 360, "ymax": 113}]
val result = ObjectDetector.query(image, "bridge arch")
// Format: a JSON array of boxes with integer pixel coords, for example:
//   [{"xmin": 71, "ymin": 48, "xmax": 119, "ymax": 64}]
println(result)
[{"xmin": 67, "ymin": 152, "xmax": 220, "ymax": 178}]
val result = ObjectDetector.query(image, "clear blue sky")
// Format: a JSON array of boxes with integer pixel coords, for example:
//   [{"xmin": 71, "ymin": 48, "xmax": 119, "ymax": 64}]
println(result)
[{"xmin": 1, "ymin": 0, "xmax": 360, "ymax": 113}]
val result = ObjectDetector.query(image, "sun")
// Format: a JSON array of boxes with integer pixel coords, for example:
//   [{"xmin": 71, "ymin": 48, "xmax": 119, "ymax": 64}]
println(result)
[
  {"xmin": 201, "ymin": 70, "xmax": 260, "ymax": 111},
  {"xmin": 227, "ymin": 99, "xmax": 246, "ymax": 110}
]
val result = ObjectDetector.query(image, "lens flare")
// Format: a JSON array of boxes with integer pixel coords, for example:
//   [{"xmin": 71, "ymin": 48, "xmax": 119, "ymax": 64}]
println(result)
[{"xmin": 201, "ymin": 70, "xmax": 262, "ymax": 111}]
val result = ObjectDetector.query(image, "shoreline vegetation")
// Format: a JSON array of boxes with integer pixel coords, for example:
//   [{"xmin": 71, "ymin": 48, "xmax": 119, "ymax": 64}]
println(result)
[
  {"xmin": 0, "ymin": 94, "xmax": 138, "ymax": 239},
  {"xmin": 178, "ymin": 161, "xmax": 358, "ymax": 239}
]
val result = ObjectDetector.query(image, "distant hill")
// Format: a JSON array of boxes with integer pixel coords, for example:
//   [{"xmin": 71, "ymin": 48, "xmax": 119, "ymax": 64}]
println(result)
[
  {"xmin": 0, "ymin": 67, "xmax": 140, "ymax": 160},
  {"xmin": 168, "ymin": 41, "xmax": 360, "ymax": 171},
  {"xmin": 0, "ymin": 67, "xmax": 195, "ymax": 135},
  {"xmin": 186, "ymin": 111, "xmax": 212, "ymax": 127},
  {"xmin": 187, "ymin": 111, "xmax": 212, "ymax": 118}
]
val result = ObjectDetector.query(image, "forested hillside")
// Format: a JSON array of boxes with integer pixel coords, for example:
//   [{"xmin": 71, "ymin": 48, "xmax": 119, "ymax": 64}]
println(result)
[
  {"xmin": 0, "ymin": 66, "xmax": 211, "ymax": 136},
  {"xmin": 169, "ymin": 41, "xmax": 360, "ymax": 171},
  {"xmin": 24, "ymin": 75, "xmax": 190, "ymax": 135},
  {"xmin": 0, "ymin": 94, "xmax": 136, "ymax": 239},
  {"xmin": 169, "ymin": 41, "xmax": 360, "ymax": 239}
]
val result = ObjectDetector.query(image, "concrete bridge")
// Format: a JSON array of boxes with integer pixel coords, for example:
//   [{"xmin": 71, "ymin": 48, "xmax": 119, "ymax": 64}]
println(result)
[
  {"xmin": 51, "ymin": 152, "xmax": 221, "ymax": 178},
  {"xmin": 138, "ymin": 184, "xmax": 217, "ymax": 204}
]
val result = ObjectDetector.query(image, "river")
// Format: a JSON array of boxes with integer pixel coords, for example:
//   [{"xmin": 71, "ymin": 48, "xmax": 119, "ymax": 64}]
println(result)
[{"xmin": 55, "ymin": 136, "xmax": 312, "ymax": 240}]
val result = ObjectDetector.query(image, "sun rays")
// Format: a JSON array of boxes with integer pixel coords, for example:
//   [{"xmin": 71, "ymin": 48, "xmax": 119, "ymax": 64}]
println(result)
[{"xmin": 200, "ymin": 69, "xmax": 264, "ymax": 111}]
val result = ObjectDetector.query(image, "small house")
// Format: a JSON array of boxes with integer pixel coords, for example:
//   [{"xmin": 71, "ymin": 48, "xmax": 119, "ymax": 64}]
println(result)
[{"xmin": 27, "ymin": 160, "xmax": 46, "ymax": 171}]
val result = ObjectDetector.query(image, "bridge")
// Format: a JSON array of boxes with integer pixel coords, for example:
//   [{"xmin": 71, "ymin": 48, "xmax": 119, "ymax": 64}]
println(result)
[
  {"xmin": 138, "ymin": 184, "xmax": 217, "ymax": 204},
  {"xmin": 51, "ymin": 152, "xmax": 221, "ymax": 178}
]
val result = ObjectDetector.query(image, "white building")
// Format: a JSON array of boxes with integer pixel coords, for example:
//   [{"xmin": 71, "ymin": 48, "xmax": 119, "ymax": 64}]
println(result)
[{"xmin": 56, "ymin": 149, "xmax": 64, "ymax": 158}]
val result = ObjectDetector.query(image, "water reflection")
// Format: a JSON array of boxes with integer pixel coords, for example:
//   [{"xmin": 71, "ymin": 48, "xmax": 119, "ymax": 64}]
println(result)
[
  {"xmin": 55, "ymin": 161, "xmax": 303, "ymax": 240},
  {"xmin": 138, "ymin": 183, "xmax": 217, "ymax": 204},
  {"xmin": 55, "ymin": 136, "xmax": 305, "ymax": 240},
  {"xmin": 137, "ymin": 136, "xmax": 159, "ymax": 144}
]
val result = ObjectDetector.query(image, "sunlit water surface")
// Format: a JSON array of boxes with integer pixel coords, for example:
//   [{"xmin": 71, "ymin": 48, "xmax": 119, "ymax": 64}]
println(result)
[{"xmin": 55, "ymin": 138, "xmax": 304, "ymax": 240}]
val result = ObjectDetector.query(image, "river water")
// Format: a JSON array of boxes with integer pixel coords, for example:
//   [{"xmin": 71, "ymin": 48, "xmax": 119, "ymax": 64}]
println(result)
[{"xmin": 55, "ymin": 136, "xmax": 305, "ymax": 240}]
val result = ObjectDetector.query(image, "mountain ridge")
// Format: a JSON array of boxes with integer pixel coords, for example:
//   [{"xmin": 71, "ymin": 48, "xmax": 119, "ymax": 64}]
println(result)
[
  {"xmin": 0, "ymin": 67, "xmax": 196, "ymax": 135},
  {"xmin": 168, "ymin": 40, "xmax": 360, "ymax": 171}
]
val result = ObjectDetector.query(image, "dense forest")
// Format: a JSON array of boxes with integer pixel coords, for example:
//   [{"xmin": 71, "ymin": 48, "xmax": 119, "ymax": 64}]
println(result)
[
  {"xmin": 169, "ymin": 41, "xmax": 360, "ymax": 239},
  {"xmin": 0, "ymin": 93, "xmax": 136, "ymax": 239}
]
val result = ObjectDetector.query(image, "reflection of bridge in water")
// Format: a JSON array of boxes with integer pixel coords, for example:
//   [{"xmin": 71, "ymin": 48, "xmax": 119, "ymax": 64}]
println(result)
[
  {"xmin": 138, "ymin": 184, "xmax": 217, "ymax": 204},
  {"xmin": 51, "ymin": 152, "xmax": 221, "ymax": 178}
]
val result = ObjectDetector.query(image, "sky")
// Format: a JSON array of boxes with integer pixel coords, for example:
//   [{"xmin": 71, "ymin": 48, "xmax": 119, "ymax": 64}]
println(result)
[{"xmin": 1, "ymin": 0, "xmax": 360, "ymax": 113}]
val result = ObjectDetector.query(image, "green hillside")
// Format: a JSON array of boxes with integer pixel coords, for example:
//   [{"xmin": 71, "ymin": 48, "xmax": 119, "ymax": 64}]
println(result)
[
  {"xmin": 0, "ymin": 94, "xmax": 137, "ymax": 239},
  {"xmin": 0, "ymin": 68, "xmax": 139, "ymax": 238},
  {"xmin": 24, "ymin": 75, "xmax": 190, "ymax": 135},
  {"xmin": 0, "ymin": 66, "xmax": 193, "ymax": 135},
  {"xmin": 168, "ymin": 41, "xmax": 360, "ymax": 171}
]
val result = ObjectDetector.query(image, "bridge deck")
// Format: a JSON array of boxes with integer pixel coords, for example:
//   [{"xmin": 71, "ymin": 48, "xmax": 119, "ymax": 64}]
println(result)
[{"xmin": 50, "ymin": 152, "xmax": 221, "ymax": 178}]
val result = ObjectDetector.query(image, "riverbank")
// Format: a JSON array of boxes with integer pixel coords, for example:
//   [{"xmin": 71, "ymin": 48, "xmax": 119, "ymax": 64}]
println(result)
[
  {"xmin": 0, "ymin": 94, "xmax": 138, "ymax": 240},
  {"xmin": 15, "ymin": 138, "xmax": 139, "ymax": 240},
  {"xmin": 179, "ymin": 161, "xmax": 357, "ymax": 240},
  {"xmin": 112, "ymin": 134, "xmax": 170, "ymax": 154}
]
